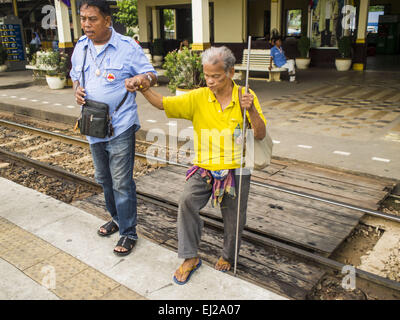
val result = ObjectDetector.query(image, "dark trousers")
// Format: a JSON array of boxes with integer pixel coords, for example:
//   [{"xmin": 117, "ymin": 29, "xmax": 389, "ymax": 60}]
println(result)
[{"xmin": 177, "ymin": 169, "xmax": 251, "ymax": 264}]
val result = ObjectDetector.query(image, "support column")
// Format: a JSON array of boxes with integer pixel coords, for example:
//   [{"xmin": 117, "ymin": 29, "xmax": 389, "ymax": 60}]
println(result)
[
  {"xmin": 138, "ymin": 0, "xmax": 152, "ymax": 48},
  {"xmin": 152, "ymin": 7, "xmax": 160, "ymax": 40},
  {"xmin": 191, "ymin": 0, "xmax": 210, "ymax": 51},
  {"xmin": 12, "ymin": 0, "xmax": 18, "ymax": 17},
  {"xmin": 353, "ymin": 0, "xmax": 370, "ymax": 71},
  {"xmin": 55, "ymin": 0, "xmax": 73, "ymax": 49},
  {"xmin": 270, "ymin": 0, "xmax": 282, "ymax": 35},
  {"xmin": 54, "ymin": 0, "xmax": 73, "ymax": 86},
  {"xmin": 71, "ymin": 0, "xmax": 82, "ymax": 42}
]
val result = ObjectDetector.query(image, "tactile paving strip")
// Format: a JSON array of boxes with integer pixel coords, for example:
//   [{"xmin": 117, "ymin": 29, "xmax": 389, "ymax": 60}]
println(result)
[{"xmin": 0, "ymin": 217, "xmax": 146, "ymax": 300}]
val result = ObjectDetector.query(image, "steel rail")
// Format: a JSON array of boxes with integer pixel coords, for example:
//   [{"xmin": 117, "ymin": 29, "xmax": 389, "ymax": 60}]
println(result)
[
  {"xmin": 1, "ymin": 119, "xmax": 399, "ymax": 223},
  {"xmin": 2, "ymin": 147, "xmax": 400, "ymax": 295}
]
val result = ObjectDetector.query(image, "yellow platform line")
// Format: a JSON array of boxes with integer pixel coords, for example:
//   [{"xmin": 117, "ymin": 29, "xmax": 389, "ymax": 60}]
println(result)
[{"xmin": 0, "ymin": 217, "xmax": 146, "ymax": 300}]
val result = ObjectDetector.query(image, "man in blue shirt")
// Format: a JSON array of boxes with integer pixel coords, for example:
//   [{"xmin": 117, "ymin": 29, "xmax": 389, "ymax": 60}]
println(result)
[
  {"xmin": 71, "ymin": 0, "xmax": 157, "ymax": 256},
  {"xmin": 270, "ymin": 37, "xmax": 296, "ymax": 82}
]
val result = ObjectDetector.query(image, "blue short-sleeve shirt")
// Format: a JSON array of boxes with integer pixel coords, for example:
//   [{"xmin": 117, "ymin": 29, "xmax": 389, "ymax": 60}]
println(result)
[
  {"xmin": 270, "ymin": 45, "xmax": 287, "ymax": 68},
  {"xmin": 70, "ymin": 28, "xmax": 157, "ymax": 144}
]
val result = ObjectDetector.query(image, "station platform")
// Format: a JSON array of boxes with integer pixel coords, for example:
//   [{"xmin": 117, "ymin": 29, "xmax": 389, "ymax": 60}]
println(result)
[
  {"xmin": 0, "ymin": 177, "xmax": 286, "ymax": 300},
  {"xmin": 0, "ymin": 69, "xmax": 399, "ymax": 180}
]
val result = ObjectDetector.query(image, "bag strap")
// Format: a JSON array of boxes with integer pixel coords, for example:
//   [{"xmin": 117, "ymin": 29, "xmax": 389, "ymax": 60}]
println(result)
[
  {"xmin": 81, "ymin": 45, "xmax": 129, "ymax": 116},
  {"xmin": 81, "ymin": 46, "xmax": 88, "ymax": 89}
]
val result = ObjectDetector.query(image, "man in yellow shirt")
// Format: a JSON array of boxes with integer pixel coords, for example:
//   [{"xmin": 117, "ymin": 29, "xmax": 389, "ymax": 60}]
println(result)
[{"xmin": 125, "ymin": 46, "xmax": 267, "ymax": 285}]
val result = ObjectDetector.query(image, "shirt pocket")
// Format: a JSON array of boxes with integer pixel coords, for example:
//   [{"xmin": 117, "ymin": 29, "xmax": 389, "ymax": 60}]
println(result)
[{"xmin": 102, "ymin": 64, "xmax": 125, "ymax": 86}]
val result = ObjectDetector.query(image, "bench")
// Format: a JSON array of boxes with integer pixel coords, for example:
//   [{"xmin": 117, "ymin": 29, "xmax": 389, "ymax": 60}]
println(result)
[{"xmin": 234, "ymin": 49, "xmax": 287, "ymax": 82}]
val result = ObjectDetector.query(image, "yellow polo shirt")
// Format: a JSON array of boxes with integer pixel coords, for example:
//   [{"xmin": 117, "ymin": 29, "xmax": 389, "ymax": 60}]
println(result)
[{"xmin": 162, "ymin": 82, "xmax": 267, "ymax": 170}]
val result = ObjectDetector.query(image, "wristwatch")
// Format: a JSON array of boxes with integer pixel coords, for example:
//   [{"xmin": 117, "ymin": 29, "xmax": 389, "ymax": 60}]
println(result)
[{"xmin": 145, "ymin": 73, "xmax": 152, "ymax": 84}]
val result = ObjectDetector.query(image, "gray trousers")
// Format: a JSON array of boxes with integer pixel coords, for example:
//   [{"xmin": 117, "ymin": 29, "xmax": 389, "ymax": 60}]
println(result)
[{"xmin": 177, "ymin": 169, "xmax": 251, "ymax": 264}]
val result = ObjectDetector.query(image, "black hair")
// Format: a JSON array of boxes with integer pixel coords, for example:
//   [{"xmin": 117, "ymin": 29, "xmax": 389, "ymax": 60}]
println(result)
[{"xmin": 79, "ymin": 0, "xmax": 111, "ymax": 16}]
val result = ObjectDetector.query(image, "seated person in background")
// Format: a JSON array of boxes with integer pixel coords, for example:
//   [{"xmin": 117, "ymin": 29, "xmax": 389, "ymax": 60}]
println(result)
[
  {"xmin": 179, "ymin": 39, "xmax": 189, "ymax": 51},
  {"xmin": 270, "ymin": 37, "xmax": 296, "ymax": 82}
]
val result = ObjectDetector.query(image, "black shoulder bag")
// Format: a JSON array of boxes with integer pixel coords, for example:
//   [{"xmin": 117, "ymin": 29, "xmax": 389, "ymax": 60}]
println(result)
[{"xmin": 75, "ymin": 46, "xmax": 129, "ymax": 138}]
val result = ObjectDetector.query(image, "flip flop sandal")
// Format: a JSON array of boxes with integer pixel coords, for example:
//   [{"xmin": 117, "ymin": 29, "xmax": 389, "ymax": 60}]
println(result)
[
  {"xmin": 173, "ymin": 259, "xmax": 202, "ymax": 285},
  {"xmin": 113, "ymin": 236, "xmax": 137, "ymax": 256},
  {"xmin": 97, "ymin": 220, "xmax": 119, "ymax": 237},
  {"xmin": 216, "ymin": 257, "xmax": 231, "ymax": 273}
]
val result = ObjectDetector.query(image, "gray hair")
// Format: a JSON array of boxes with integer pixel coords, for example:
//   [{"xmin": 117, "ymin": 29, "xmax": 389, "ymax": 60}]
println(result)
[{"xmin": 201, "ymin": 46, "xmax": 236, "ymax": 74}]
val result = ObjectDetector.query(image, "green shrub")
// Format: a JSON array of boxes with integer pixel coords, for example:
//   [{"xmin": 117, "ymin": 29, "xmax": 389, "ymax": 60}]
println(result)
[
  {"xmin": 37, "ymin": 50, "xmax": 68, "ymax": 77},
  {"xmin": 338, "ymin": 36, "xmax": 352, "ymax": 58},
  {"xmin": 297, "ymin": 35, "xmax": 310, "ymax": 58},
  {"xmin": 152, "ymin": 38, "xmax": 164, "ymax": 56},
  {"xmin": 163, "ymin": 47, "xmax": 205, "ymax": 93}
]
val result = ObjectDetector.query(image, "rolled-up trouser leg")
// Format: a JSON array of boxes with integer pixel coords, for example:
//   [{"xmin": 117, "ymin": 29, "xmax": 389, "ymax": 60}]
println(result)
[
  {"xmin": 177, "ymin": 172, "xmax": 212, "ymax": 259},
  {"xmin": 220, "ymin": 169, "xmax": 251, "ymax": 265}
]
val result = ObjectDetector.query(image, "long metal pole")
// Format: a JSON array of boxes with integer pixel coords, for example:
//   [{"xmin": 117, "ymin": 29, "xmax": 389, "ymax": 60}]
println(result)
[{"xmin": 234, "ymin": 36, "xmax": 252, "ymax": 276}]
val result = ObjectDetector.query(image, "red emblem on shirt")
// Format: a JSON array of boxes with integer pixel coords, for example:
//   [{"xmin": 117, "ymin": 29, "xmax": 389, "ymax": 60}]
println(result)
[{"xmin": 107, "ymin": 73, "xmax": 116, "ymax": 82}]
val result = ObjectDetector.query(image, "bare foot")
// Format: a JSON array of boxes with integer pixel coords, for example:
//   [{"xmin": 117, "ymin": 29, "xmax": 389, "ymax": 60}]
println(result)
[
  {"xmin": 215, "ymin": 257, "xmax": 231, "ymax": 272},
  {"xmin": 174, "ymin": 257, "xmax": 200, "ymax": 283}
]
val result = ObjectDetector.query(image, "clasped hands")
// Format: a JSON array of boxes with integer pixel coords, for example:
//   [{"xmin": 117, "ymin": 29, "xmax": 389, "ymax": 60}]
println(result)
[
  {"xmin": 125, "ymin": 74, "xmax": 151, "ymax": 93},
  {"xmin": 74, "ymin": 73, "xmax": 151, "ymax": 106}
]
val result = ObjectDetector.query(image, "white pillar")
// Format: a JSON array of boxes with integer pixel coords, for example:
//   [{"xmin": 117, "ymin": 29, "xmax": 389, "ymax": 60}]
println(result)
[
  {"xmin": 357, "ymin": 0, "xmax": 370, "ymax": 42},
  {"xmin": 191, "ymin": 0, "xmax": 210, "ymax": 51},
  {"xmin": 54, "ymin": 0, "xmax": 73, "ymax": 49},
  {"xmin": 270, "ymin": 0, "xmax": 282, "ymax": 34},
  {"xmin": 138, "ymin": 0, "xmax": 152, "ymax": 43},
  {"xmin": 152, "ymin": 7, "xmax": 160, "ymax": 40},
  {"xmin": 71, "ymin": 0, "xmax": 82, "ymax": 41}
]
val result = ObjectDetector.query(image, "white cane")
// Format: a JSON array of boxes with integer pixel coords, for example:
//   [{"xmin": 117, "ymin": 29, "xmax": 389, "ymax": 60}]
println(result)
[{"xmin": 233, "ymin": 36, "xmax": 252, "ymax": 276}]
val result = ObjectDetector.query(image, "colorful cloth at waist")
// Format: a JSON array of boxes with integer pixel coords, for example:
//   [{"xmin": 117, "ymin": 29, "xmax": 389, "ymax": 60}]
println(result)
[{"xmin": 186, "ymin": 166, "xmax": 236, "ymax": 207}]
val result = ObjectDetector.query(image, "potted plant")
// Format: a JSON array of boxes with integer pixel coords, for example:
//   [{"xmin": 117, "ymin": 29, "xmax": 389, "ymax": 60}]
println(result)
[
  {"xmin": 163, "ymin": 47, "xmax": 205, "ymax": 95},
  {"xmin": 295, "ymin": 35, "xmax": 311, "ymax": 69},
  {"xmin": 37, "ymin": 50, "xmax": 68, "ymax": 89},
  {"xmin": 152, "ymin": 38, "xmax": 164, "ymax": 67},
  {"xmin": 335, "ymin": 36, "xmax": 352, "ymax": 71},
  {"xmin": 0, "ymin": 44, "xmax": 8, "ymax": 72}
]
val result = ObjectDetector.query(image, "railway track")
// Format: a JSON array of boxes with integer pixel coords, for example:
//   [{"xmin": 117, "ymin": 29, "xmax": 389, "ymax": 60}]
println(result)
[{"xmin": 1, "ymin": 118, "xmax": 400, "ymax": 299}]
